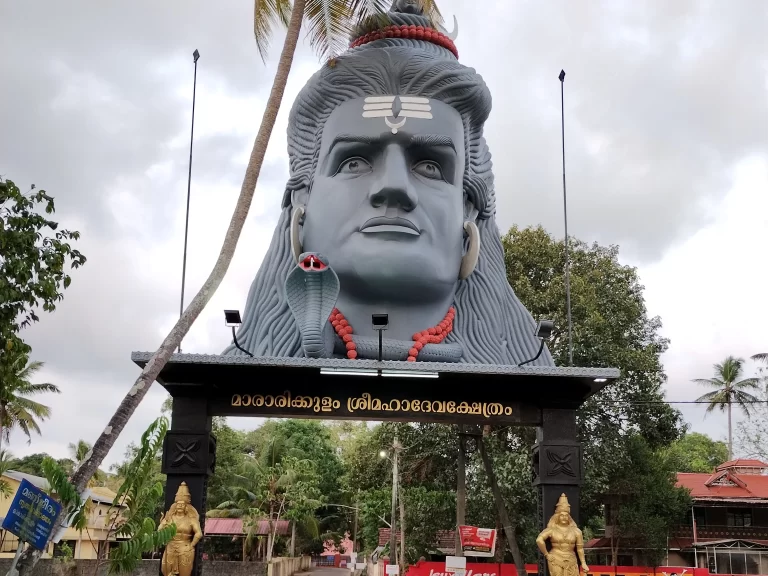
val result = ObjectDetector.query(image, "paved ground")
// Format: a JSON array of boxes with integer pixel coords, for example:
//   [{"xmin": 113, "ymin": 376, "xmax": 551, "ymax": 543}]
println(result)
[{"xmin": 308, "ymin": 568, "xmax": 355, "ymax": 576}]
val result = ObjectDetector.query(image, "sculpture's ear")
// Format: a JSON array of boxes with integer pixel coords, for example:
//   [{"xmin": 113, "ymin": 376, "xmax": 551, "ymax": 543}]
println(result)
[
  {"xmin": 464, "ymin": 198, "xmax": 479, "ymax": 222},
  {"xmin": 290, "ymin": 186, "xmax": 310, "ymax": 209}
]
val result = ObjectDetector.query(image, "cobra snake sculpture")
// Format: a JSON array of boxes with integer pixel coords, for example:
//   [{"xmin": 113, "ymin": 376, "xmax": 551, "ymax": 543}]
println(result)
[{"xmin": 285, "ymin": 252, "xmax": 463, "ymax": 361}]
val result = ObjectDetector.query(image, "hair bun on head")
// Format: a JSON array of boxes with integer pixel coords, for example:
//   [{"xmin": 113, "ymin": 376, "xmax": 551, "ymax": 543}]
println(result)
[{"xmin": 349, "ymin": 0, "xmax": 459, "ymax": 59}]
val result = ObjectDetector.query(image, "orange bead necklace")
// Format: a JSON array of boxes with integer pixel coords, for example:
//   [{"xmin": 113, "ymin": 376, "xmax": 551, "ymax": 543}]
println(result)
[{"xmin": 330, "ymin": 307, "xmax": 455, "ymax": 362}]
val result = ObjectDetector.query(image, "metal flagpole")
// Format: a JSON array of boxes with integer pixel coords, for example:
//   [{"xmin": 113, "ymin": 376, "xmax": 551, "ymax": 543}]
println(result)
[
  {"xmin": 179, "ymin": 49, "xmax": 200, "ymax": 353},
  {"xmin": 559, "ymin": 69, "xmax": 573, "ymax": 366}
]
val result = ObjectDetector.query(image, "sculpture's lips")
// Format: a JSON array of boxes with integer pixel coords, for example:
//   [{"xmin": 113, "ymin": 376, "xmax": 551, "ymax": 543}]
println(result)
[{"xmin": 360, "ymin": 216, "xmax": 420, "ymax": 236}]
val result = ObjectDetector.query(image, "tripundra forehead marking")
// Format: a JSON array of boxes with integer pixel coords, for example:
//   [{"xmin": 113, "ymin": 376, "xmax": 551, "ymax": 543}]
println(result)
[{"xmin": 362, "ymin": 95, "xmax": 433, "ymax": 134}]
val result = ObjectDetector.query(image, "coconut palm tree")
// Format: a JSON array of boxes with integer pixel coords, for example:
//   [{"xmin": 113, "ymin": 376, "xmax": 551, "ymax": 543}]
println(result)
[
  {"xmin": 694, "ymin": 356, "xmax": 760, "ymax": 459},
  {"xmin": 0, "ymin": 351, "xmax": 60, "ymax": 450},
  {"xmin": 68, "ymin": 0, "xmax": 442, "ymax": 495}
]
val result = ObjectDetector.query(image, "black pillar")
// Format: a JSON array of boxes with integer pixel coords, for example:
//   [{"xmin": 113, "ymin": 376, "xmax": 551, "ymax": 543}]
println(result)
[
  {"xmin": 161, "ymin": 396, "xmax": 217, "ymax": 576},
  {"xmin": 532, "ymin": 408, "xmax": 582, "ymax": 576}
]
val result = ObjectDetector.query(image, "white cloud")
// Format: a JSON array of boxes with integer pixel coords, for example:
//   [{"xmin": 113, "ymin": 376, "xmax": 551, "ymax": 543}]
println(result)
[{"xmin": 640, "ymin": 155, "xmax": 768, "ymax": 444}]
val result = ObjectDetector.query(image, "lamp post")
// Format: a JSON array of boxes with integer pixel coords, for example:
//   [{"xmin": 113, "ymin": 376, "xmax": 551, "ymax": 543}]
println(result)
[
  {"xmin": 179, "ymin": 48, "xmax": 200, "ymax": 353},
  {"xmin": 559, "ymin": 69, "xmax": 573, "ymax": 366}
]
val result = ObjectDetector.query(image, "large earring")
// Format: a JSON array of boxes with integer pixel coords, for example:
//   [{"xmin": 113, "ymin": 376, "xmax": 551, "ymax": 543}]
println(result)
[
  {"xmin": 290, "ymin": 205, "xmax": 305, "ymax": 264},
  {"xmin": 459, "ymin": 221, "xmax": 480, "ymax": 280}
]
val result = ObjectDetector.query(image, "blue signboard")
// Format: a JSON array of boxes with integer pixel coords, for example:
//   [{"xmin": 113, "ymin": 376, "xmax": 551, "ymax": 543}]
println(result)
[{"xmin": 1, "ymin": 479, "xmax": 62, "ymax": 550}]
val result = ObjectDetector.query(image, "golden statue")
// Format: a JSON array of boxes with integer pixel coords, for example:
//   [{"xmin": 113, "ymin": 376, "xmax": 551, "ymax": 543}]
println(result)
[
  {"xmin": 536, "ymin": 494, "xmax": 589, "ymax": 576},
  {"xmin": 159, "ymin": 482, "xmax": 203, "ymax": 576}
]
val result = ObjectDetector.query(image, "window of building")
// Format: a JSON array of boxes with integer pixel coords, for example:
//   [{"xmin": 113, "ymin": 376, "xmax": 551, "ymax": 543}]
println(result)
[{"xmin": 727, "ymin": 509, "xmax": 752, "ymax": 527}]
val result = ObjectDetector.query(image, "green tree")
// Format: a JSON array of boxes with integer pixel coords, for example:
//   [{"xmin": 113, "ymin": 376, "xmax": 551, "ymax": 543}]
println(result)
[
  {"xmin": 0, "ymin": 178, "xmax": 85, "ymax": 355},
  {"xmin": 694, "ymin": 356, "xmax": 760, "ymax": 459},
  {"xmin": 0, "ymin": 351, "xmax": 60, "ymax": 449},
  {"xmin": 736, "ymin": 388, "xmax": 768, "ymax": 461},
  {"xmin": 104, "ymin": 417, "xmax": 176, "ymax": 574},
  {"xmin": 502, "ymin": 226, "xmax": 684, "ymax": 552},
  {"xmin": 207, "ymin": 418, "xmax": 245, "ymax": 509},
  {"xmin": 208, "ymin": 448, "xmax": 322, "ymax": 562},
  {"xmin": 662, "ymin": 432, "xmax": 729, "ymax": 473},
  {"xmin": 65, "ymin": 0, "xmax": 445, "ymax": 540},
  {"xmin": 604, "ymin": 435, "xmax": 691, "ymax": 567}
]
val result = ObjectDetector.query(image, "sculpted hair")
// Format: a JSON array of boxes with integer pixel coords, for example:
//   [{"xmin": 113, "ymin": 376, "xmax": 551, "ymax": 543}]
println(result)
[{"xmin": 227, "ymin": 17, "xmax": 553, "ymax": 366}]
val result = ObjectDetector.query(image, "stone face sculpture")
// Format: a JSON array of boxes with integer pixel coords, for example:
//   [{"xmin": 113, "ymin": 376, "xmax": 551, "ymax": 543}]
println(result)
[
  {"xmin": 536, "ymin": 494, "xmax": 589, "ymax": 576},
  {"xmin": 159, "ymin": 483, "xmax": 203, "ymax": 576},
  {"xmin": 226, "ymin": 1, "xmax": 553, "ymax": 366}
]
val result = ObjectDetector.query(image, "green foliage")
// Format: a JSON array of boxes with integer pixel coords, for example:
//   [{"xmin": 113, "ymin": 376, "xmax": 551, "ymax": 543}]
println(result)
[
  {"xmin": 401, "ymin": 486, "xmax": 455, "ymax": 560},
  {"xmin": 736, "ymin": 388, "xmax": 768, "ymax": 461},
  {"xmin": 662, "ymin": 432, "xmax": 729, "ymax": 473},
  {"xmin": 604, "ymin": 435, "xmax": 692, "ymax": 566},
  {"xmin": 0, "ymin": 449, "xmax": 14, "ymax": 497},
  {"xmin": 41, "ymin": 456, "xmax": 87, "ymax": 531},
  {"xmin": 207, "ymin": 418, "xmax": 246, "ymax": 509},
  {"xmin": 0, "ymin": 178, "xmax": 85, "ymax": 355},
  {"xmin": 0, "ymin": 351, "xmax": 61, "ymax": 444},
  {"xmin": 502, "ymin": 225, "xmax": 685, "ymax": 530},
  {"xmin": 208, "ymin": 433, "xmax": 323, "ymax": 560},
  {"xmin": 107, "ymin": 416, "xmax": 173, "ymax": 574},
  {"xmin": 10, "ymin": 452, "xmax": 73, "ymax": 477}
]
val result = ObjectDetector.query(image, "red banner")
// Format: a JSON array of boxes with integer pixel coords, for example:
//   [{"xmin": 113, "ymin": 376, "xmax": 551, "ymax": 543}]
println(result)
[{"xmin": 459, "ymin": 525, "xmax": 497, "ymax": 557}]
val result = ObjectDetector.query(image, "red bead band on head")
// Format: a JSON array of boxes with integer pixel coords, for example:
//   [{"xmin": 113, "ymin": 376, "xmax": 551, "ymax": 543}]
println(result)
[{"xmin": 349, "ymin": 24, "xmax": 459, "ymax": 59}]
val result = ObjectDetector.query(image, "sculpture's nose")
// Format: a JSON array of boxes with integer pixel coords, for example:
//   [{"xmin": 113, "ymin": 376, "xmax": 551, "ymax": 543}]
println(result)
[{"xmin": 369, "ymin": 145, "xmax": 418, "ymax": 212}]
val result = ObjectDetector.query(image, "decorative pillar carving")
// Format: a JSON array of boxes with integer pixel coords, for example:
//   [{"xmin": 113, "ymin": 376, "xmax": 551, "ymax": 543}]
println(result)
[
  {"xmin": 161, "ymin": 396, "xmax": 216, "ymax": 576},
  {"xmin": 533, "ymin": 409, "xmax": 582, "ymax": 576}
]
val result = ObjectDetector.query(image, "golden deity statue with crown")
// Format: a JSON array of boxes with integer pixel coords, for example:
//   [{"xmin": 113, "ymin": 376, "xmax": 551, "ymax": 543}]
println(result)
[
  {"xmin": 536, "ymin": 494, "xmax": 590, "ymax": 576},
  {"xmin": 158, "ymin": 482, "xmax": 203, "ymax": 576}
]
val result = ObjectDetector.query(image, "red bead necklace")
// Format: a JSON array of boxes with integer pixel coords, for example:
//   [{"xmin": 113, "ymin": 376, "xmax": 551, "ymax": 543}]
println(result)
[{"xmin": 330, "ymin": 307, "xmax": 456, "ymax": 362}]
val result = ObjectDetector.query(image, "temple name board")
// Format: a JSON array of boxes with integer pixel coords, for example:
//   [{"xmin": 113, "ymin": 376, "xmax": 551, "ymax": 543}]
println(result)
[{"xmin": 212, "ymin": 388, "xmax": 540, "ymax": 425}]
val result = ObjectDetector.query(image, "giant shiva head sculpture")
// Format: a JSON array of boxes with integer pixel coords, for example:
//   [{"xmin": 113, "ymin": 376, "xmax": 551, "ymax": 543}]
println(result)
[{"xmin": 225, "ymin": 1, "xmax": 553, "ymax": 366}]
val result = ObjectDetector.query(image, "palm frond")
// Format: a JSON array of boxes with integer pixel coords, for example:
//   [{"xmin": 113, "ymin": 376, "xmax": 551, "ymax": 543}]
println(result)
[
  {"xmin": 692, "ymin": 378, "xmax": 726, "ymax": 388},
  {"xmin": 752, "ymin": 353, "xmax": 768, "ymax": 363},
  {"xmin": 734, "ymin": 377, "xmax": 760, "ymax": 390},
  {"xmin": 305, "ymin": 0, "xmax": 353, "ymax": 60},
  {"xmin": 253, "ymin": 0, "xmax": 294, "ymax": 62},
  {"xmin": 16, "ymin": 360, "xmax": 45, "ymax": 381},
  {"xmin": 419, "ymin": 0, "xmax": 443, "ymax": 26},
  {"xmin": 9, "ymin": 396, "xmax": 52, "ymax": 418},
  {"xmin": 15, "ymin": 382, "xmax": 61, "ymax": 395}
]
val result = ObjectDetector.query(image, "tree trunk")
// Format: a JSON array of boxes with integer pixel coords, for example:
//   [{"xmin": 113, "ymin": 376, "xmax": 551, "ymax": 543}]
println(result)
[
  {"xmin": 477, "ymin": 436, "xmax": 526, "ymax": 576},
  {"xmin": 455, "ymin": 426, "xmax": 466, "ymax": 557},
  {"xmin": 13, "ymin": 3, "xmax": 308, "ymax": 574},
  {"xmin": 727, "ymin": 390, "xmax": 733, "ymax": 460},
  {"xmin": 290, "ymin": 521, "xmax": 296, "ymax": 557}
]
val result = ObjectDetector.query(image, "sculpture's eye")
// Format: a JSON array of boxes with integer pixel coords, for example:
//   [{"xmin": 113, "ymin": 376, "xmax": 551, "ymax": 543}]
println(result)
[
  {"xmin": 337, "ymin": 157, "xmax": 372, "ymax": 176},
  {"xmin": 412, "ymin": 160, "xmax": 444, "ymax": 181}
]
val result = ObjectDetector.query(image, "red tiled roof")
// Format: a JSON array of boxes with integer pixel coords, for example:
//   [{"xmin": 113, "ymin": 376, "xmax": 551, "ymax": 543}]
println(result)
[
  {"xmin": 587, "ymin": 536, "xmax": 768, "ymax": 550},
  {"xmin": 676, "ymin": 471, "xmax": 768, "ymax": 500},
  {"xmin": 716, "ymin": 459, "xmax": 768, "ymax": 471},
  {"xmin": 204, "ymin": 518, "xmax": 291, "ymax": 536}
]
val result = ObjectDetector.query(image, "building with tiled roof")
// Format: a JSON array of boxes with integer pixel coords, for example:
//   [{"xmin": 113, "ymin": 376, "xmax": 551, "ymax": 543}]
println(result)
[{"xmin": 586, "ymin": 459, "xmax": 768, "ymax": 573}]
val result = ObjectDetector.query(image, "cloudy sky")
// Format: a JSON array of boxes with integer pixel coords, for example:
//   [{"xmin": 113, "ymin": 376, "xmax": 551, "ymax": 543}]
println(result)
[{"xmin": 1, "ymin": 0, "xmax": 766, "ymax": 469}]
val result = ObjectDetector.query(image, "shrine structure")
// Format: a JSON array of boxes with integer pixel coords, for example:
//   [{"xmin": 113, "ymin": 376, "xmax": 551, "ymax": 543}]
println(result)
[{"xmin": 133, "ymin": 2, "xmax": 619, "ymax": 574}]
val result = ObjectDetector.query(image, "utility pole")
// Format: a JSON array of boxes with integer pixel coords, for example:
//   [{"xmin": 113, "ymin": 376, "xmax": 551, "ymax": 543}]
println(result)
[
  {"xmin": 178, "ymin": 48, "xmax": 200, "ymax": 353},
  {"xmin": 389, "ymin": 436, "xmax": 401, "ymax": 571},
  {"xmin": 559, "ymin": 69, "xmax": 573, "ymax": 366}
]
